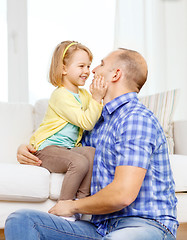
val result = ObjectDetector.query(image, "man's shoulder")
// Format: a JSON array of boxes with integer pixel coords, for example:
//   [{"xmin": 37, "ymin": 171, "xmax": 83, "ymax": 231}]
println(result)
[
  {"xmin": 117, "ymin": 99, "xmax": 153, "ymax": 119},
  {"xmin": 117, "ymin": 100, "xmax": 162, "ymax": 131}
]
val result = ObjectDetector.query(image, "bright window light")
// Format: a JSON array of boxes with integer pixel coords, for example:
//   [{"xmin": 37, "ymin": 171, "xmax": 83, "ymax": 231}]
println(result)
[
  {"xmin": 28, "ymin": 0, "xmax": 116, "ymax": 104},
  {"xmin": 0, "ymin": 0, "xmax": 8, "ymax": 102}
]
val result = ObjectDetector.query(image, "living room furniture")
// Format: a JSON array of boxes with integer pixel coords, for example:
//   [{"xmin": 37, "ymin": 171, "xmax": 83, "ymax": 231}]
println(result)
[{"xmin": 0, "ymin": 89, "xmax": 187, "ymax": 230}]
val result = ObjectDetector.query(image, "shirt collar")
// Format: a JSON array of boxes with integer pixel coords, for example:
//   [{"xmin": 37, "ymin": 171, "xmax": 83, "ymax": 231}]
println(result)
[{"xmin": 104, "ymin": 92, "xmax": 138, "ymax": 115}]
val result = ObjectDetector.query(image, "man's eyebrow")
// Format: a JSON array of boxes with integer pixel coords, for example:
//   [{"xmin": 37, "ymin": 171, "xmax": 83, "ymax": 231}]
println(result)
[{"xmin": 101, "ymin": 60, "xmax": 104, "ymax": 65}]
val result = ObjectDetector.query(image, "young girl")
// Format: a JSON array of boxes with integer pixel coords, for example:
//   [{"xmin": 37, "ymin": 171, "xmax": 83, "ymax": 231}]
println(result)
[{"xmin": 30, "ymin": 41, "xmax": 106, "ymax": 218}]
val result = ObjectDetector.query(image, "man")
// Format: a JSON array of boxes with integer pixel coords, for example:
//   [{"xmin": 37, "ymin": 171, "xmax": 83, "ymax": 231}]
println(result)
[{"xmin": 5, "ymin": 48, "xmax": 178, "ymax": 240}]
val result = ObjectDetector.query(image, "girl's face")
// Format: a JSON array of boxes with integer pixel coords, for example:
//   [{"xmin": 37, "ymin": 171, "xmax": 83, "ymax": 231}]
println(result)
[{"xmin": 63, "ymin": 49, "xmax": 91, "ymax": 91}]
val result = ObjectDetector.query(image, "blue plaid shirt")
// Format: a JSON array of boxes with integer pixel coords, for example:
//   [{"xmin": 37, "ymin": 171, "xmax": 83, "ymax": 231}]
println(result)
[{"xmin": 82, "ymin": 92, "xmax": 178, "ymax": 237}]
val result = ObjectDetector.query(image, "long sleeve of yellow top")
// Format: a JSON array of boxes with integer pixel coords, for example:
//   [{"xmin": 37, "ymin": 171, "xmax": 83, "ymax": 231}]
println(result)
[{"xmin": 30, "ymin": 87, "xmax": 103, "ymax": 150}]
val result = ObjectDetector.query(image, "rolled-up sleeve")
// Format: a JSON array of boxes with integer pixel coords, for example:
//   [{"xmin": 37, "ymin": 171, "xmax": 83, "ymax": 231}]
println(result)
[{"xmin": 115, "ymin": 114, "xmax": 157, "ymax": 169}]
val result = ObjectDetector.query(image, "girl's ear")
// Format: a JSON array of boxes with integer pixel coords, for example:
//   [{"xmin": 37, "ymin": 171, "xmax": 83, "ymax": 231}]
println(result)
[
  {"xmin": 62, "ymin": 64, "xmax": 67, "ymax": 75},
  {"xmin": 112, "ymin": 69, "xmax": 121, "ymax": 82}
]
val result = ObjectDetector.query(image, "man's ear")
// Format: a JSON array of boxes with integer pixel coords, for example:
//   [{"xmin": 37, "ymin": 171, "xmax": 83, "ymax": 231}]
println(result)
[
  {"xmin": 62, "ymin": 64, "xmax": 67, "ymax": 75},
  {"xmin": 112, "ymin": 69, "xmax": 121, "ymax": 82}
]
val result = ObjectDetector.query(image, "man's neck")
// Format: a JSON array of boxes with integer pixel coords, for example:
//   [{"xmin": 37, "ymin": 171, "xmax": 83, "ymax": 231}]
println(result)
[
  {"xmin": 103, "ymin": 95, "xmax": 110, "ymax": 105},
  {"xmin": 103, "ymin": 89, "xmax": 133, "ymax": 106}
]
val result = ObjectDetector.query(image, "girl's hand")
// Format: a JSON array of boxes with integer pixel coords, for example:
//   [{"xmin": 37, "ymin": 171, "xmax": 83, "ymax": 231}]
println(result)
[
  {"xmin": 90, "ymin": 76, "xmax": 107, "ymax": 103},
  {"xmin": 17, "ymin": 144, "xmax": 42, "ymax": 166}
]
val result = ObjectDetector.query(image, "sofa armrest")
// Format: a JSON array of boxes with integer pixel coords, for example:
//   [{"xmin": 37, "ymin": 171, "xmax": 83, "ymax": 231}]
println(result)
[
  {"xmin": 174, "ymin": 120, "xmax": 187, "ymax": 155},
  {"xmin": 0, "ymin": 102, "xmax": 34, "ymax": 164}
]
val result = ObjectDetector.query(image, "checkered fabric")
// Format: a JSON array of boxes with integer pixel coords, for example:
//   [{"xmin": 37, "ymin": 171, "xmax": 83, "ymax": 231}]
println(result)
[{"xmin": 82, "ymin": 92, "xmax": 178, "ymax": 237}]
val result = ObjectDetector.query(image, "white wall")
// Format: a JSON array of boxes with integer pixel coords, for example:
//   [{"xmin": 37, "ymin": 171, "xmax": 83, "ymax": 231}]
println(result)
[
  {"xmin": 27, "ymin": 0, "xmax": 116, "ymax": 104},
  {"xmin": 4, "ymin": 0, "xmax": 187, "ymax": 120},
  {"xmin": 164, "ymin": 0, "xmax": 187, "ymax": 121},
  {"xmin": 0, "ymin": 0, "xmax": 8, "ymax": 102},
  {"xmin": 5, "ymin": 0, "xmax": 115, "ymax": 104},
  {"xmin": 7, "ymin": 0, "xmax": 28, "ymax": 103},
  {"xmin": 114, "ymin": 0, "xmax": 187, "ymax": 121}
]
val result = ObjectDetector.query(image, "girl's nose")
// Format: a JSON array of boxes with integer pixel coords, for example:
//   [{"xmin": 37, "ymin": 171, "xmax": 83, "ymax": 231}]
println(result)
[{"xmin": 85, "ymin": 67, "xmax": 90, "ymax": 74}]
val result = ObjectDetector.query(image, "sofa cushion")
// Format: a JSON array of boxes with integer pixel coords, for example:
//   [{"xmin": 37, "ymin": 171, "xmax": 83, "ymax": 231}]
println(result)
[
  {"xmin": 0, "ymin": 102, "xmax": 34, "ymax": 164},
  {"xmin": 175, "ymin": 193, "xmax": 187, "ymax": 222},
  {"xmin": 169, "ymin": 154, "xmax": 187, "ymax": 192},
  {"xmin": 50, "ymin": 173, "xmax": 64, "ymax": 200},
  {"xmin": 139, "ymin": 89, "xmax": 178, "ymax": 154},
  {"xmin": 33, "ymin": 99, "xmax": 48, "ymax": 130},
  {"xmin": 0, "ymin": 163, "xmax": 50, "ymax": 201},
  {"xmin": 0, "ymin": 199, "xmax": 57, "ymax": 229},
  {"xmin": 174, "ymin": 120, "xmax": 187, "ymax": 155}
]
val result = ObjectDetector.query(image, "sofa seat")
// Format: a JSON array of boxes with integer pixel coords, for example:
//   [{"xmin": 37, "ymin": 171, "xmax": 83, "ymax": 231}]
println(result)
[
  {"xmin": 1, "ymin": 155, "xmax": 186, "ymax": 202},
  {"xmin": 169, "ymin": 155, "xmax": 187, "ymax": 192},
  {"xmin": 169, "ymin": 154, "xmax": 187, "ymax": 223},
  {"xmin": 0, "ymin": 154, "xmax": 187, "ymax": 225},
  {"xmin": 0, "ymin": 163, "xmax": 65, "ymax": 202},
  {"xmin": 0, "ymin": 163, "xmax": 90, "ymax": 228},
  {"xmin": 0, "ymin": 163, "xmax": 65, "ymax": 228},
  {"xmin": 0, "ymin": 199, "xmax": 57, "ymax": 228}
]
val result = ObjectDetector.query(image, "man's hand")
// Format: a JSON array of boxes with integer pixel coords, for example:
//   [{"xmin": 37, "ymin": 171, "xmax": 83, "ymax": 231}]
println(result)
[
  {"xmin": 17, "ymin": 144, "xmax": 42, "ymax": 166},
  {"xmin": 48, "ymin": 166, "xmax": 146, "ymax": 218},
  {"xmin": 90, "ymin": 76, "xmax": 107, "ymax": 103},
  {"xmin": 48, "ymin": 200, "xmax": 76, "ymax": 217}
]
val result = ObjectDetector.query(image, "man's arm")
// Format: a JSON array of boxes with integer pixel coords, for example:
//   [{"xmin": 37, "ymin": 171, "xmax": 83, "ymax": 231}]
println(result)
[{"xmin": 49, "ymin": 165, "xmax": 146, "ymax": 216}]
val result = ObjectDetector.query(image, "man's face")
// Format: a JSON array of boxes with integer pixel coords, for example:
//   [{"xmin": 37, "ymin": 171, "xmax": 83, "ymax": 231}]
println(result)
[{"xmin": 92, "ymin": 51, "xmax": 116, "ymax": 84}]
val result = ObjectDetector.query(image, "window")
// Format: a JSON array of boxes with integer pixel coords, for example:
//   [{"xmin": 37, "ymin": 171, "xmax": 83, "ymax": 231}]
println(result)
[
  {"xmin": 0, "ymin": 0, "xmax": 8, "ymax": 102},
  {"xmin": 28, "ymin": 0, "xmax": 116, "ymax": 104}
]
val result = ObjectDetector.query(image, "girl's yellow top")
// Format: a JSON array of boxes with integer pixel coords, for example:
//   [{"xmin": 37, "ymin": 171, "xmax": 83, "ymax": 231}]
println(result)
[{"xmin": 30, "ymin": 87, "xmax": 103, "ymax": 150}]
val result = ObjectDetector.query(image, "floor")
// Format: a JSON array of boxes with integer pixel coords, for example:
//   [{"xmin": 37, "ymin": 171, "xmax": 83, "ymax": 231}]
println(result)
[
  {"xmin": 0, "ymin": 229, "xmax": 5, "ymax": 240},
  {"xmin": 176, "ymin": 223, "xmax": 187, "ymax": 240},
  {"xmin": 0, "ymin": 223, "xmax": 187, "ymax": 239}
]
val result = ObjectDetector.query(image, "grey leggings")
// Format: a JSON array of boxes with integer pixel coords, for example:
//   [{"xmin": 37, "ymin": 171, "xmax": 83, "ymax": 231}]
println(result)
[{"xmin": 35, "ymin": 145, "xmax": 95, "ymax": 200}]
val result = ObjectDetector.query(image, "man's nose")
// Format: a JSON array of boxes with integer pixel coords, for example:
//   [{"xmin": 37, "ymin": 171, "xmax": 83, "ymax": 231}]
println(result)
[
  {"xmin": 92, "ymin": 66, "xmax": 98, "ymax": 74},
  {"xmin": 92, "ymin": 68, "xmax": 95, "ymax": 74}
]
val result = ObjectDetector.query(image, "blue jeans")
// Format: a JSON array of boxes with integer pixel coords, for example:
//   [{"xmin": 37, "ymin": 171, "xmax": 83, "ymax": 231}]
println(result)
[{"xmin": 5, "ymin": 209, "xmax": 175, "ymax": 240}]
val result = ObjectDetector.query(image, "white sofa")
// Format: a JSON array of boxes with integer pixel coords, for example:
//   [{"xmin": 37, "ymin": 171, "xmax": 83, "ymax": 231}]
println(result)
[{"xmin": 0, "ymin": 94, "xmax": 187, "ymax": 229}]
